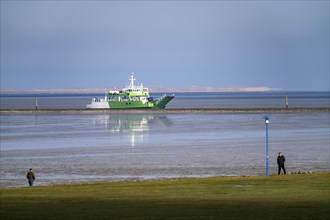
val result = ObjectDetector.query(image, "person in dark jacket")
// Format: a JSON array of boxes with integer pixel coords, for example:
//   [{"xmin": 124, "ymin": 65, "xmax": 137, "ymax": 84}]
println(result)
[
  {"xmin": 277, "ymin": 152, "xmax": 286, "ymax": 175},
  {"xmin": 26, "ymin": 168, "xmax": 35, "ymax": 187}
]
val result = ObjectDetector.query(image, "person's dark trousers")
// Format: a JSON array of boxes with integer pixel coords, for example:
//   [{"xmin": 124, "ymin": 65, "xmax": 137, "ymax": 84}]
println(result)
[
  {"xmin": 28, "ymin": 180, "xmax": 34, "ymax": 187},
  {"xmin": 278, "ymin": 165, "xmax": 286, "ymax": 175}
]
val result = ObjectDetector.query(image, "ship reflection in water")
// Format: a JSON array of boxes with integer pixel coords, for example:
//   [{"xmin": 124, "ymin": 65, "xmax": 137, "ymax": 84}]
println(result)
[{"xmin": 92, "ymin": 114, "xmax": 172, "ymax": 147}]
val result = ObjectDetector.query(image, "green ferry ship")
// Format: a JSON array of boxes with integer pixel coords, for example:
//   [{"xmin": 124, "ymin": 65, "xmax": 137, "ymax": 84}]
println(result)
[{"xmin": 86, "ymin": 73, "xmax": 174, "ymax": 109}]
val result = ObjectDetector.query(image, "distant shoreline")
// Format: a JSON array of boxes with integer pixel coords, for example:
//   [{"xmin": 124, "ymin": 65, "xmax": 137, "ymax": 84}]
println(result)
[
  {"xmin": 0, "ymin": 86, "xmax": 278, "ymax": 94},
  {"xmin": 1, "ymin": 108, "xmax": 329, "ymax": 114}
]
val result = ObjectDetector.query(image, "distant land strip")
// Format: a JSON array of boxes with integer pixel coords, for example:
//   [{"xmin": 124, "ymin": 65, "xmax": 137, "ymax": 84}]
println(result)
[
  {"xmin": 0, "ymin": 86, "xmax": 276, "ymax": 94},
  {"xmin": 1, "ymin": 108, "xmax": 329, "ymax": 114}
]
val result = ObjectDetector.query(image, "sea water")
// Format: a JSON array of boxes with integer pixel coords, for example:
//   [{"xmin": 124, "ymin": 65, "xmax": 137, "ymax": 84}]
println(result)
[
  {"xmin": 1, "ymin": 92, "xmax": 329, "ymax": 188},
  {"xmin": 1, "ymin": 91, "xmax": 329, "ymax": 109},
  {"xmin": 1, "ymin": 110, "xmax": 329, "ymax": 188}
]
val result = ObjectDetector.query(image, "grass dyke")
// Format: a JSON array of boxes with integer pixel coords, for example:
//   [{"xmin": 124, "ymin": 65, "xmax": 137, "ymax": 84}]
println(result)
[{"xmin": 1, "ymin": 173, "xmax": 329, "ymax": 220}]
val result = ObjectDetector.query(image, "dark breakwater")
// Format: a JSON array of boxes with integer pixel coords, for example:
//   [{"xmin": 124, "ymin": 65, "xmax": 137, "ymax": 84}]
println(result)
[{"xmin": 0, "ymin": 108, "xmax": 329, "ymax": 114}]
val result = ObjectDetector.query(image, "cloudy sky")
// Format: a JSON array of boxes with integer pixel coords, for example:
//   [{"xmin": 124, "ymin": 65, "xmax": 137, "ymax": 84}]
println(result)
[{"xmin": 1, "ymin": 1, "xmax": 329, "ymax": 91}]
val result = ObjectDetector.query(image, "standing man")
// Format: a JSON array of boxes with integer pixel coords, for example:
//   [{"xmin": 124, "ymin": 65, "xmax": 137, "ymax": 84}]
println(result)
[
  {"xmin": 26, "ymin": 168, "xmax": 35, "ymax": 187},
  {"xmin": 277, "ymin": 152, "xmax": 287, "ymax": 175}
]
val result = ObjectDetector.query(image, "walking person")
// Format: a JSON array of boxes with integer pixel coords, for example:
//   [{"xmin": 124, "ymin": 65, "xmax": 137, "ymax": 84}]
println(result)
[
  {"xmin": 277, "ymin": 152, "xmax": 286, "ymax": 175},
  {"xmin": 26, "ymin": 168, "xmax": 35, "ymax": 187}
]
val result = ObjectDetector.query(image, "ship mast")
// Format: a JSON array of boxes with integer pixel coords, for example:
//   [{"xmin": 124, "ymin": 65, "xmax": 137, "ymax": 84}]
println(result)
[{"xmin": 129, "ymin": 73, "xmax": 135, "ymax": 87}]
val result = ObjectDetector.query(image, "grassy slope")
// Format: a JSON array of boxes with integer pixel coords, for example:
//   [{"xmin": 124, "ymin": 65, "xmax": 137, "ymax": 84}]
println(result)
[{"xmin": 1, "ymin": 173, "xmax": 329, "ymax": 220}]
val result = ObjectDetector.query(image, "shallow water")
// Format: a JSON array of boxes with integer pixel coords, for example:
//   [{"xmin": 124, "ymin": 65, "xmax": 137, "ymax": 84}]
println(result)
[
  {"xmin": 1, "ymin": 112, "xmax": 329, "ymax": 188},
  {"xmin": 1, "ymin": 91, "xmax": 329, "ymax": 109}
]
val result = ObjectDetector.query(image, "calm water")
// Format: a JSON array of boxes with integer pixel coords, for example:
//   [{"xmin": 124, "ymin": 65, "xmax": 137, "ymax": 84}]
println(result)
[
  {"xmin": 1, "ymin": 91, "xmax": 329, "ymax": 109},
  {"xmin": 1, "ymin": 92, "xmax": 329, "ymax": 188},
  {"xmin": 1, "ymin": 111, "xmax": 329, "ymax": 188}
]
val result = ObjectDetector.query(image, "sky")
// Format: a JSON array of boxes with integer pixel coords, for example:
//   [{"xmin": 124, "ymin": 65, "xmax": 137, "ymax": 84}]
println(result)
[{"xmin": 1, "ymin": 1, "xmax": 329, "ymax": 92}]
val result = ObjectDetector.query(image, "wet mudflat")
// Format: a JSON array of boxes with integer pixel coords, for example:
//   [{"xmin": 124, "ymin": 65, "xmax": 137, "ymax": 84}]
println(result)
[{"xmin": 1, "ymin": 112, "xmax": 328, "ymax": 188}]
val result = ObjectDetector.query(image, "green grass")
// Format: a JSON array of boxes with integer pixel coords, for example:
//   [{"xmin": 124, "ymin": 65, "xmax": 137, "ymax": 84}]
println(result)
[{"xmin": 1, "ymin": 173, "xmax": 329, "ymax": 220}]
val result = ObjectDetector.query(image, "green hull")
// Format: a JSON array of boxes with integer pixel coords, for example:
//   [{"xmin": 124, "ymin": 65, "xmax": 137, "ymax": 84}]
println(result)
[
  {"xmin": 153, "ymin": 95, "xmax": 175, "ymax": 109},
  {"xmin": 109, "ymin": 95, "xmax": 174, "ymax": 109},
  {"xmin": 109, "ymin": 100, "xmax": 154, "ymax": 109}
]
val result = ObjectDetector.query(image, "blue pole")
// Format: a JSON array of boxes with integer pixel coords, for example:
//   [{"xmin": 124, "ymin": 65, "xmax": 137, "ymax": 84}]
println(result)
[{"xmin": 266, "ymin": 122, "xmax": 269, "ymax": 176}]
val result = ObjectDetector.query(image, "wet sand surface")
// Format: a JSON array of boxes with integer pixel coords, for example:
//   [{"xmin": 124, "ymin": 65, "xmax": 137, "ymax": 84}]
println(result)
[{"xmin": 1, "ymin": 112, "xmax": 329, "ymax": 188}]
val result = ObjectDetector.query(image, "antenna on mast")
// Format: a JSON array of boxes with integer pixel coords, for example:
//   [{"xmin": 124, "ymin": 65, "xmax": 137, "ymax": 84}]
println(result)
[{"xmin": 129, "ymin": 72, "xmax": 135, "ymax": 87}]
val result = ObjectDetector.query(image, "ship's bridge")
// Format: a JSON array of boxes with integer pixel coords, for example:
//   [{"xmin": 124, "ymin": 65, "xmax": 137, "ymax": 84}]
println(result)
[
  {"xmin": 124, "ymin": 87, "xmax": 149, "ymax": 93},
  {"xmin": 122, "ymin": 73, "xmax": 149, "ymax": 95}
]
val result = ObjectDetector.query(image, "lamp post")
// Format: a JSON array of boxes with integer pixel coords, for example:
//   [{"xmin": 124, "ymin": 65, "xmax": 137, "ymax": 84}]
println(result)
[{"xmin": 265, "ymin": 115, "xmax": 269, "ymax": 176}]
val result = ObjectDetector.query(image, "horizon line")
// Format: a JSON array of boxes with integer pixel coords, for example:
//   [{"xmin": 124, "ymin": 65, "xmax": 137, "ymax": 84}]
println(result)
[{"xmin": 0, "ymin": 86, "xmax": 282, "ymax": 94}]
